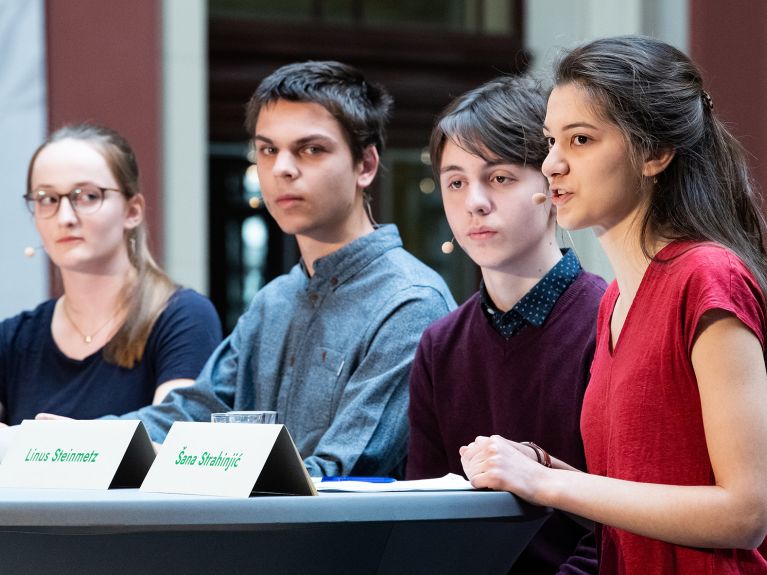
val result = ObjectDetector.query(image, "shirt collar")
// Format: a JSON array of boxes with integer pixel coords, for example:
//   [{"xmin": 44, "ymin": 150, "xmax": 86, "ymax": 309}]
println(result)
[
  {"xmin": 301, "ymin": 224, "xmax": 403, "ymax": 290},
  {"xmin": 480, "ymin": 248, "xmax": 582, "ymax": 335}
]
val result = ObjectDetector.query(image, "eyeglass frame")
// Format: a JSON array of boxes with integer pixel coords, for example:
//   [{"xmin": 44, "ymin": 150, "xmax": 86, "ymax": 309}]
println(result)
[{"xmin": 23, "ymin": 185, "xmax": 121, "ymax": 219}]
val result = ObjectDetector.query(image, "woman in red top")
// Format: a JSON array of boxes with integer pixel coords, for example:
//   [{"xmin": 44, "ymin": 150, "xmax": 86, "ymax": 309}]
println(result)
[{"xmin": 460, "ymin": 35, "xmax": 767, "ymax": 574}]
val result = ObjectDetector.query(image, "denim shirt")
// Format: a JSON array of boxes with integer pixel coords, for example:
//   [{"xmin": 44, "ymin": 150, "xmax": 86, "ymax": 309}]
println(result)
[{"xmin": 111, "ymin": 225, "xmax": 455, "ymax": 477}]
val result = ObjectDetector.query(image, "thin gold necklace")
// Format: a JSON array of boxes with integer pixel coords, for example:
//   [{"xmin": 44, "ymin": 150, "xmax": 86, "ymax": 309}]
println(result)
[{"xmin": 61, "ymin": 298, "xmax": 120, "ymax": 344}]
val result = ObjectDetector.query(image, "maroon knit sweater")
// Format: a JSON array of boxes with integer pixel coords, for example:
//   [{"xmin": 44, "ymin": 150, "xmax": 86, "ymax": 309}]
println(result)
[{"xmin": 407, "ymin": 270, "xmax": 606, "ymax": 575}]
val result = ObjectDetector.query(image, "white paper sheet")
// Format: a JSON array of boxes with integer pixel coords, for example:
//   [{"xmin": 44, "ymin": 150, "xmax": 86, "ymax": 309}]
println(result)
[{"xmin": 313, "ymin": 473, "xmax": 474, "ymax": 492}]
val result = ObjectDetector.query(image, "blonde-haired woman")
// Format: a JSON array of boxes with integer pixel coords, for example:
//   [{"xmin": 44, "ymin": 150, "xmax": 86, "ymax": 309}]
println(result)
[{"xmin": 0, "ymin": 123, "xmax": 222, "ymax": 425}]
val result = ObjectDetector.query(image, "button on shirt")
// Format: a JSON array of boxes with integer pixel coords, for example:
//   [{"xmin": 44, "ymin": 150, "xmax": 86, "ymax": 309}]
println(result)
[{"xmin": 480, "ymin": 249, "xmax": 581, "ymax": 338}]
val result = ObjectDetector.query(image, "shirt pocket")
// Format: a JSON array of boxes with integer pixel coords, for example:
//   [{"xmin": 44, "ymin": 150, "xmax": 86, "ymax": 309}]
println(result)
[{"xmin": 302, "ymin": 346, "xmax": 346, "ymax": 436}]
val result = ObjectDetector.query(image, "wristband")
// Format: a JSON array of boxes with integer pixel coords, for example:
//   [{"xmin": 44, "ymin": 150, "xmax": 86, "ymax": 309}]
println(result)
[{"xmin": 521, "ymin": 441, "xmax": 552, "ymax": 468}]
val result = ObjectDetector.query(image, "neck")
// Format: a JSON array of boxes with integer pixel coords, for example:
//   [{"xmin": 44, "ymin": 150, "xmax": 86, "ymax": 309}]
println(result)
[
  {"xmin": 60, "ymin": 265, "xmax": 134, "ymax": 318},
  {"xmin": 596, "ymin": 216, "xmax": 664, "ymax": 302},
  {"xmin": 481, "ymin": 239, "xmax": 562, "ymax": 312},
  {"xmin": 296, "ymin": 207, "xmax": 375, "ymax": 276}
]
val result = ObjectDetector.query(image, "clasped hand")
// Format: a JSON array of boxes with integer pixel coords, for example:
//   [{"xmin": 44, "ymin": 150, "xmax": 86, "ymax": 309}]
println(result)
[{"xmin": 459, "ymin": 435, "xmax": 550, "ymax": 504}]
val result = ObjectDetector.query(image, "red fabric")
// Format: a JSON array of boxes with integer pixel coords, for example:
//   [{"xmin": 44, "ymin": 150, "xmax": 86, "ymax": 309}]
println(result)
[{"xmin": 582, "ymin": 241, "xmax": 767, "ymax": 575}]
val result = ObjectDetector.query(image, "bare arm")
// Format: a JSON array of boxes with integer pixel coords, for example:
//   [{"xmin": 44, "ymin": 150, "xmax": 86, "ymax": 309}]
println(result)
[
  {"xmin": 462, "ymin": 312, "xmax": 767, "ymax": 549},
  {"xmin": 152, "ymin": 378, "xmax": 195, "ymax": 405}
]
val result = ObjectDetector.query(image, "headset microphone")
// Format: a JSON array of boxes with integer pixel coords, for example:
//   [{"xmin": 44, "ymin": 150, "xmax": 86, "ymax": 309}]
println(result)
[
  {"xmin": 24, "ymin": 245, "xmax": 44, "ymax": 258},
  {"xmin": 532, "ymin": 192, "xmax": 549, "ymax": 205}
]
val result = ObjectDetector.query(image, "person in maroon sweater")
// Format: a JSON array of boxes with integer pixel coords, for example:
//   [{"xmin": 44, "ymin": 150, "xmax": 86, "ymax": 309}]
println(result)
[{"xmin": 407, "ymin": 75, "xmax": 606, "ymax": 574}]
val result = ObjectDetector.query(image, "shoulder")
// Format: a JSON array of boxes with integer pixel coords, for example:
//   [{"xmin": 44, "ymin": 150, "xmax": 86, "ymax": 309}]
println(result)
[
  {"xmin": 574, "ymin": 269, "xmax": 609, "ymax": 295},
  {"xmin": 659, "ymin": 242, "xmax": 758, "ymax": 294},
  {"xmin": 1, "ymin": 299, "xmax": 55, "ymax": 335},
  {"xmin": 553, "ymin": 270, "xmax": 607, "ymax": 320},
  {"xmin": 256, "ymin": 265, "xmax": 304, "ymax": 296},
  {"xmin": 660, "ymin": 241, "xmax": 742, "ymax": 272},
  {"xmin": 165, "ymin": 288, "xmax": 217, "ymax": 314},
  {"xmin": 373, "ymin": 247, "xmax": 456, "ymax": 308},
  {"xmin": 160, "ymin": 288, "xmax": 219, "ymax": 323},
  {"xmin": 656, "ymin": 241, "xmax": 765, "ymax": 340},
  {"xmin": 0, "ymin": 300, "xmax": 55, "ymax": 352},
  {"xmin": 239, "ymin": 266, "xmax": 304, "ymax": 318},
  {"xmin": 153, "ymin": 288, "xmax": 222, "ymax": 336},
  {"xmin": 420, "ymin": 293, "xmax": 481, "ymax": 343}
]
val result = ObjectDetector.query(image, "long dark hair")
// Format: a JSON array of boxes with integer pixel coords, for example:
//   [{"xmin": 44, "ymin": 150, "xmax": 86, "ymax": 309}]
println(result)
[
  {"xmin": 554, "ymin": 35, "xmax": 767, "ymax": 298},
  {"xmin": 27, "ymin": 123, "xmax": 177, "ymax": 367}
]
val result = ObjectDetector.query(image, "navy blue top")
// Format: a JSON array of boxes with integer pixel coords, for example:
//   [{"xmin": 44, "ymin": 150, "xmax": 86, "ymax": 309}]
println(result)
[
  {"xmin": 0, "ymin": 288, "xmax": 222, "ymax": 425},
  {"xmin": 480, "ymin": 248, "xmax": 581, "ymax": 338}
]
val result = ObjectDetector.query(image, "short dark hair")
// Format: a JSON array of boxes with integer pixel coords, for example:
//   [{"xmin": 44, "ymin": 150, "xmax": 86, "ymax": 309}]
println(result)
[
  {"xmin": 244, "ymin": 60, "xmax": 393, "ymax": 163},
  {"xmin": 430, "ymin": 75, "xmax": 548, "ymax": 178}
]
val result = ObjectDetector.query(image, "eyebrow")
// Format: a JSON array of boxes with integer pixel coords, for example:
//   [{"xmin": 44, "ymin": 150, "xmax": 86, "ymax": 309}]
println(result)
[
  {"xmin": 253, "ymin": 134, "xmax": 335, "ymax": 147},
  {"xmin": 542, "ymin": 122, "xmax": 600, "ymax": 132},
  {"xmin": 440, "ymin": 159, "xmax": 513, "ymax": 174},
  {"xmin": 33, "ymin": 181, "xmax": 100, "ymax": 190}
]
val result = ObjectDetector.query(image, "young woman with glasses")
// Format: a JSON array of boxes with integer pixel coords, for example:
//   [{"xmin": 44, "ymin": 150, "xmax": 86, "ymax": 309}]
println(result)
[{"xmin": 0, "ymin": 123, "xmax": 222, "ymax": 426}]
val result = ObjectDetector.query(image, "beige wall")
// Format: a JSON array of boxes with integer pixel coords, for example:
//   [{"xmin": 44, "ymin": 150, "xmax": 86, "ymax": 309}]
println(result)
[
  {"xmin": 0, "ymin": 0, "xmax": 47, "ymax": 317},
  {"xmin": 162, "ymin": 0, "xmax": 209, "ymax": 294}
]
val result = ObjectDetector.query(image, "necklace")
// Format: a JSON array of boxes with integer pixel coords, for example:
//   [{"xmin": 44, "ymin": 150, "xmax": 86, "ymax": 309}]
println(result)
[{"xmin": 61, "ymin": 298, "xmax": 119, "ymax": 344}]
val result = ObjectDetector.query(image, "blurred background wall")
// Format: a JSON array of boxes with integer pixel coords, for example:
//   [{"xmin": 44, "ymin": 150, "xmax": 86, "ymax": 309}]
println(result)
[{"xmin": 1, "ymin": 0, "xmax": 764, "ymax": 332}]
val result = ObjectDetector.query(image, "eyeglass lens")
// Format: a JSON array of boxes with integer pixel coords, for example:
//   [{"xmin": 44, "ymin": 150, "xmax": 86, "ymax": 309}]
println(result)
[{"xmin": 26, "ymin": 185, "xmax": 108, "ymax": 218}]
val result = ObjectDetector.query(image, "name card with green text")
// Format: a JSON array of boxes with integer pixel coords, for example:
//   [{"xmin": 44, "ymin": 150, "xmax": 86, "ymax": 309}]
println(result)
[
  {"xmin": 140, "ymin": 422, "xmax": 316, "ymax": 498},
  {"xmin": 0, "ymin": 420, "xmax": 155, "ymax": 489}
]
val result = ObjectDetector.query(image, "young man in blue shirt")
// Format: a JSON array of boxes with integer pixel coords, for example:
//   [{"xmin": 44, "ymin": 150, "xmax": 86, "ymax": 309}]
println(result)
[{"xmin": 30, "ymin": 61, "xmax": 455, "ymax": 478}]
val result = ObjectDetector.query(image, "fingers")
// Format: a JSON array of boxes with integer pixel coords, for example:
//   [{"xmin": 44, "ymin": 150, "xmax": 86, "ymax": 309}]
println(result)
[{"xmin": 35, "ymin": 413, "xmax": 72, "ymax": 421}]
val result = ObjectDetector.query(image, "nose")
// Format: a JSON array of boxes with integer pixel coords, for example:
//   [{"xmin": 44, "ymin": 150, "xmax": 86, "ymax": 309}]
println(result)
[
  {"xmin": 272, "ymin": 150, "xmax": 299, "ymax": 179},
  {"xmin": 465, "ymin": 182, "xmax": 492, "ymax": 215},
  {"xmin": 542, "ymin": 145, "xmax": 568, "ymax": 181},
  {"xmin": 56, "ymin": 196, "xmax": 79, "ymax": 226}
]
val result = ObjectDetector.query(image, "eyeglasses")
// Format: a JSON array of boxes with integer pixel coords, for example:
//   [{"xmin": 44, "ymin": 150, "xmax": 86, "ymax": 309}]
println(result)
[{"xmin": 24, "ymin": 185, "xmax": 120, "ymax": 219}]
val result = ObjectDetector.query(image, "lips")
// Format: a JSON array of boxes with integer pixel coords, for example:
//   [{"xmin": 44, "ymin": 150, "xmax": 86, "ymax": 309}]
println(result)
[
  {"xmin": 549, "ymin": 188, "xmax": 573, "ymax": 206},
  {"xmin": 467, "ymin": 227, "xmax": 497, "ymax": 240},
  {"xmin": 274, "ymin": 195, "xmax": 304, "ymax": 209},
  {"xmin": 56, "ymin": 236, "xmax": 84, "ymax": 244}
]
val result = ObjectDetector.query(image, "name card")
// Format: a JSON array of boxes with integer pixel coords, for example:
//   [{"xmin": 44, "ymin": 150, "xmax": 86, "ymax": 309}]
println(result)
[
  {"xmin": 0, "ymin": 420, "xmax": 155, "ymax": 489},
  {"xmin": 140, "ymin": 422, "xmax": 316, "ymax": 498}
]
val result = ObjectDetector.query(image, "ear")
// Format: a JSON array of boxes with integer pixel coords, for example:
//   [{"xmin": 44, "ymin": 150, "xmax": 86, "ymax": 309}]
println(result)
[
  {"xmin": 355, "ymin": 145, "xmax": 380, "ymax": 190},
  {"xmin": 124, "ymin": 193, "xmax": 145, "ymax": 231},
  {"xmin": 642, "ymin": 147, "xmax": 675, "ymax": 178}
]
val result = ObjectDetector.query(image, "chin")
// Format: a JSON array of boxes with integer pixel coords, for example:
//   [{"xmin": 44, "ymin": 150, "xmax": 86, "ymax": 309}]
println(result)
[
  {"xmin": 555, "ymin": 212, "xmax": 589, "ymax": 232},
  {"xmin": 468, "ymin": 252, "xmax": 508, "ymax": 271}
]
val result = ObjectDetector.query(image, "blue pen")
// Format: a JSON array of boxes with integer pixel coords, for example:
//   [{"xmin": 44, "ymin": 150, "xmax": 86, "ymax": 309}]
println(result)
[{"xmin": 321, "ymin": 476, "xmax": 396, "ymax": 483}]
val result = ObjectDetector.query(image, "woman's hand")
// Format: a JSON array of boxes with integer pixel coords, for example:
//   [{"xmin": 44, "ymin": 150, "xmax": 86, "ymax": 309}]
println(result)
[
  {"xmin": 35, "ymin": 413, "xmax": 73, "ymax": 421},
  {"xmin": 459, "ymin": 435, "xmax": 550, "ymax": 503}
]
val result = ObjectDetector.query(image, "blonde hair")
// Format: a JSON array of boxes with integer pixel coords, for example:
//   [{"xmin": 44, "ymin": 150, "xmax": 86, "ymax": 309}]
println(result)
[{"xmin": 27, "ymin": 123, "xmax": 177, "ymax": 367}]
